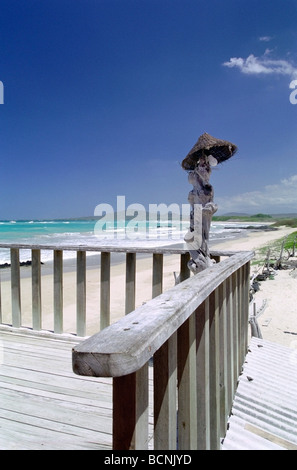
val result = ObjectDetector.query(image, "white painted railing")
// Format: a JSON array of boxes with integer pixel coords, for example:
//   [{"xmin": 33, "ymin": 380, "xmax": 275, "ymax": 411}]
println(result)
[{"xmin": 72, "ymin": 250, "xmax": 253, "ymax": 450}]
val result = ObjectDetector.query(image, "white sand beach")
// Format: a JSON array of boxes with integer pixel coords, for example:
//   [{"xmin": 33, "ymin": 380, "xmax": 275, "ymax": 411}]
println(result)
[
  {"xmin": 211, "ymin": 225, "xmax": 297, "ymax": 348},
  {"xmin": 0, "ymin": 225, "xmax": 296, "ymax": 347}
]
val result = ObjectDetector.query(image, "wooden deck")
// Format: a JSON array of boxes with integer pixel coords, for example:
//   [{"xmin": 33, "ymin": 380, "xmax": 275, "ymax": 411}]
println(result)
[
  {"xmin": 0, "ymin": 328, "xmax": 114, "ymax": 450},
  {"xmin": 0, "ymin": 245, "xmax": 253, "ymax": 449}
]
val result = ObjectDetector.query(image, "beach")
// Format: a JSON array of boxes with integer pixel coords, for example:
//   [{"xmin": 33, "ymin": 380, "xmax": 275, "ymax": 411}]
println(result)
[
  {"xmin": 0, "ymin": 250, "xmax": 189, "ymax": 335},
  {"xmin": 0, "ymin": 224, "xmax": 296, "ymax": 346},
  {"xmin": 211, "ymin": 225, "xmax": 297, "ymax": 348}
]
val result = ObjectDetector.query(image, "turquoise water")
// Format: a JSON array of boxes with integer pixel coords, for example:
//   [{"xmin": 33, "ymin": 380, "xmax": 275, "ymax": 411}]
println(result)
[
  {"xmin": 0, "ymin": 218, "xmax": 187, "ymax": 244},
  {"xmin": 0, "ymin": 218, "xmax": 253, "ymax": 264},
  {"xmin": 0, "ymin": 219, "xmax": 96, "ymax": 242},
  {"xmin": 0, "ymin": 218, "xmax": 189, "ymax": 264}
]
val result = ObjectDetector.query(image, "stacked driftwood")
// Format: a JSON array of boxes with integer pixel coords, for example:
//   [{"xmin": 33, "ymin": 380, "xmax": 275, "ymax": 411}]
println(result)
[{"xmin": 181, "ymin": 132, "xmax": 237, "ymax": 274}]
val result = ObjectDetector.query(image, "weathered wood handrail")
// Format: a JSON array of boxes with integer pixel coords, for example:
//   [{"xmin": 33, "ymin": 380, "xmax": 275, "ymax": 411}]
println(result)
[
  {"xmin": 72, "ymin": 252, "xmax": 252, "ymax": 376},
  {"xmin": 72, "ymin": 250, "xmax": 253, "ymax": 450},
  {"xmin": 0, "ymin": 242, "xmax": 237, "ymax": 337},
  {"xmin": 0, "ymin": 241, "xmax": 253, "ymax": 449}
]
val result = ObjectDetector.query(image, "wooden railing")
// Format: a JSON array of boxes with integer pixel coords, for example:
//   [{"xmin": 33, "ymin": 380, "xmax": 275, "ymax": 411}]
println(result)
[
  {"xmin": 0, "ymin": 243, "xmax": 195, "ymax": 336},
  {"xmin": 72, "ymin": 250, "xmax": 253, "ymax": 450},
  {"xmin": 0, "ymin": 243, "xmax": 253, "ymax": 449}
]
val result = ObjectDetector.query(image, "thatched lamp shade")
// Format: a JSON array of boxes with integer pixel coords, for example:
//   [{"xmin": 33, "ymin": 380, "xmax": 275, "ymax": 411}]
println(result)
[{"xmin": 182, "ymin": 132, "xmax": 237, "ymax": 170}]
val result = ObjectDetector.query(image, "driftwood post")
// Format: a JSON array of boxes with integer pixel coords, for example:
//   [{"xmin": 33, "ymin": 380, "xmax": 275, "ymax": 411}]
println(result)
[{"xmin": 182, "ymin": 132, "xmax": 237, "ymax": 274}]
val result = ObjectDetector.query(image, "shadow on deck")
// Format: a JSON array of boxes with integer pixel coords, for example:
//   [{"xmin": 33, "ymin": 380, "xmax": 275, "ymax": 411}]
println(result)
[
  {"xmin": 0, "ymin": 328, "xmax": 114, "ymax": 450},
  {"xmin": 1, "ymin": 328, "xmax": 297, "ymax": 450}
]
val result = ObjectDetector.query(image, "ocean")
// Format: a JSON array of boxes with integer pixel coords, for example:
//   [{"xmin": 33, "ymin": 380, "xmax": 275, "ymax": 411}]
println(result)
[{"xmin": 0, "ymin": 218, "xmax": 261, "ymax": 265}]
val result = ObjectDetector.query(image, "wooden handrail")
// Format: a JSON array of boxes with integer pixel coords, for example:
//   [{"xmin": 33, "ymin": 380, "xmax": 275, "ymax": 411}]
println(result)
[
  {"xmin": 0, "ymin": 242, "xmax": 238, "ymax": 337},
  {"xmin": 0, "ymin": 244, "xmax": 191, "ymax": 334},
  {"xmin": 72, "ymin": 251, "xmax": 253, "ymax": 377},
  {"xmin": 72, "ymin": 250, "xmax": 253, "ymax": 450},
  {"xmin": 0, "ymin": 241, "xmax": 254, "ymax": 450},
  {"xmin": 0, "ymin": 241, "xmax": 239, "ymax": 257}
]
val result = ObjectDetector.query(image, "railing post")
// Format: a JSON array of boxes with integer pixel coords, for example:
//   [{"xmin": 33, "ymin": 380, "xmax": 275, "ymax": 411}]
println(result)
[
  {"xmin": 152, "ymin": 253, "xmax": 163, "ymax": 298},
  {"xmin": 125, "ymin": 252, "xmax": 136, "ymax": 315},
  {"xmin": 196, "ymin": 298, "xmax": 210, "ymax": 449},
  {"xmin": 178, "ymin": 313, "xmax": 197, "ymax": 449},
  {"xmin": 154, "ymin": 333, "xmax": 177, "ymax": 450},
  {"xmin": 219, "ymin": 280, "xmax": 228, "ymax": 436},
  {"xmin": 77, "ymin": 251, "xmax": 86, "ymax": 336},
  {"xmin": 177, "ymin": 252, "xmax": 196, "ymax": 449},
  {"xmin": 232, "ymin": 270, "xmax": 240, "ymax": 381},
  {"xmin": 54, "ymin": 250, "xmax": 63, "ymax": 334},
  {"xmin": 244, "ymin": 261, "xmax": 251, "ymax": 353},
  {"xmin": 113, "ymin": 363, "xmax": 149, "ymax": 450},
  {"xmin": 32, "ymin": 249, "xmax": 42, "ymax": 330},
  {"xmin": 0, "ymin": 268, "xmax": 2, "ymax": 324},
  {"xmin": 226, "ymin": 274, "xmax": 235, "ymax": 412},
  {"xmin": 209, "ymin": 287, "xmax": 221, "ymax": 449},
  {"xmin": 11, "ymin": 248, "xmax": 21, "ymax": 328},
  {"xmin": 180, "ymin": 252, "xmax": 190, "ymax": 282},
  {"xmin": 100, "ymin": 252, "xmax": 111, "ymax": 330},
  {"xmin": 238, "ymin": 266, "xmax": 245, "ymax": 365}
]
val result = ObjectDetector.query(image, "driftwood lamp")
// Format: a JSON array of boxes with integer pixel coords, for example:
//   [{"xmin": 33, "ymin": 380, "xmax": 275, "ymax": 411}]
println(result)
[{"xmin": 182, "ymin": 132, "xmax": 237, "ymax": 274}]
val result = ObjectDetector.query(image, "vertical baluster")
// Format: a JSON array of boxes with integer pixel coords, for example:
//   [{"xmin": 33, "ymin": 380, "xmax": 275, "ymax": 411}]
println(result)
[
  {"xmin": 178, "ymin": 313, "xmax": 197, "ymax": 449},
  {"xmin": 113, "ymin": 364, "xmax": 149, "ymax": 450},
  {"xmin": 244, "ymin": 261, "xmax": 251, "ymax": 353},
  {"xmin": 209, "ymin": 287, "xmax": 220, "ymax": 450},
  {"xmin": 0, "ymin": 269, "xmax": 2, "ymax": 324},
  {"xmin": 11, "ymin": 248, "xmax": 21, "ymax": 328},
  {"xmin": 180, "ymin": 252, "xmax": 190, "ymax": 282},
  {"xmin": 219, "ymin": 280, "xmax": 228, "ymax": 436},
  {"xmin": 196, "ymin": 298, "xmax": 210, "ymax": 450},
  {"xmin": 100, "ymin": 252, "xmax": 111, "ymax": 330},
  {"xmin": 54, "ymin": 250, "xmax": 63, "ymax": 333},
  {"xmin": 77, "ymin": 251, "xmax": 86, "ymax": 336},
  {"xmin": 238, "ymin": 266, "xmax": 244, "ymax": 365},
  {"xmin": 232, "ymin": 270, "xmax": 239, "ymax": 386},
  {"xmin": 154, "ymin": 333, "xmax": 177, "ymax": 450},
  {"xmin": 32, "ymin": 249, "xmax": 42, "ymax": 330},
  {"xmin": 177, "ymin": 252, "xmax": 192, "ymax": 449},
  {"xmin": 125, "ymin": 252, "xmax": 136, "ymax": 315},
  {"xmin": 226, "ymin": 274, "xmax": 235, "ymax": 412},
  {"xmin": 152, "ymin": 253, "xmax": 163, "ymax": 298}
]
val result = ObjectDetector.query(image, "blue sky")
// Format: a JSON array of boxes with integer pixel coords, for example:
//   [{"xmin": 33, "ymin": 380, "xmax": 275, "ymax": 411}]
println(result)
[{"xmin": 1, "ymin": 0, "xmax": 297, "ymax": 219}]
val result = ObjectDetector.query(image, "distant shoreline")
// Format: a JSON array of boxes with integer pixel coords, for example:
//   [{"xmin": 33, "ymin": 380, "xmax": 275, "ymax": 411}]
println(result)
[
  {"xmin": 0, "ymin": 224, "xmax": 296, "ymax": 337},
  {"xmin": 0, "ymin": 222, "xmax": 290, "ymax": 281}
]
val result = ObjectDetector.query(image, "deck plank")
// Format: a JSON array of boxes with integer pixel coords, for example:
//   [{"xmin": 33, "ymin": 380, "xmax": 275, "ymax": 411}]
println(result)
[{"xmin": 0, "ymin": 329, "xmax": 113, "ymax": 450}]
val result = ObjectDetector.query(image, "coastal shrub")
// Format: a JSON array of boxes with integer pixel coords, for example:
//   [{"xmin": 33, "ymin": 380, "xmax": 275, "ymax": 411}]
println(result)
[
  {"xmin": 272, "ymin": 218, "xmax": 297, "ymax": 228},
  {"xmin": 255, "ymin": 231, "xmax": 297, "ymax": 266},
  {"xmin": 213, "ymin": 213, "xmax": 272, "ymax": 222},
  {"xmin": 284, "ymin": 231, "xmax": 297, "ymax": 252}
]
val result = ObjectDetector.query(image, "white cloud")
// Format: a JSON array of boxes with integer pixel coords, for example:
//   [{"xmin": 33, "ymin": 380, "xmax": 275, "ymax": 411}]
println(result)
[
  {"xmin": 223, "ymin": 54, "xmax": 297, "ymax": 79},
  {"xmin": 259, "ymin": 36, "xmax": 273, "ymax": 42},
  {"xmin": 216, "ymin": 174, "xmax": 297, "ymax": 214}
]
